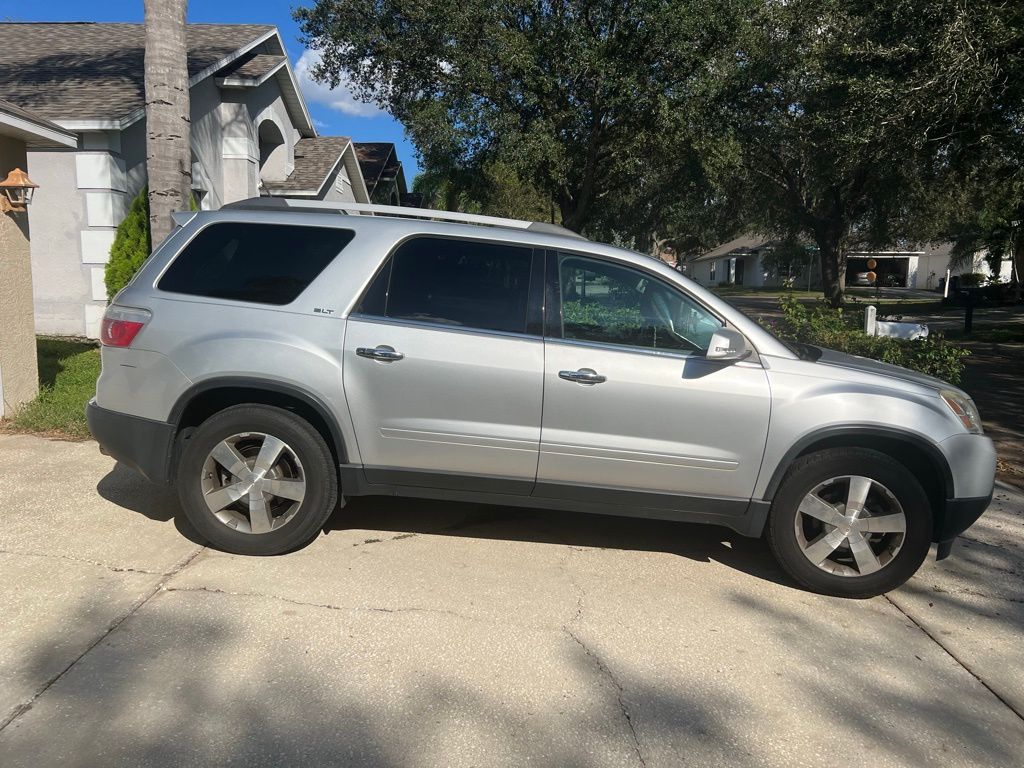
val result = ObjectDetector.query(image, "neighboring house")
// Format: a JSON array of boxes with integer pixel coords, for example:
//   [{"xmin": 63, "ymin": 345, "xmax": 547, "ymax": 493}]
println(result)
[
  {"xmin": 0, "ymin": 100, "xmax": 77, "ymax": 416},
  {"xmin": 0, "ymin": 22, "xmax": 378, "ymax": 338},
  {"xmin": 687, "ymin": 234, "xmax": 1011, "ymax": 290},
  {"xmin": 687, "ymin": 235, "xmax": 802, "ymax": 289},
  {"xmin": 354, "ymin": 142, "xmax": 408, "ymax": 205}
]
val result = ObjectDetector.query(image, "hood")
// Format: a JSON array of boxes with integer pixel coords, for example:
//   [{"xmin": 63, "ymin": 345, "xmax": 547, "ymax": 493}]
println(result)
[{"xmin": 810, "ymin": 346, "xmax": 954, "ymax": 393}]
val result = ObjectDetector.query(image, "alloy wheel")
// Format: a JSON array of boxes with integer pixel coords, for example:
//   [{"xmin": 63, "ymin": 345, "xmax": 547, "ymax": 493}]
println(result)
[
  {"xmin": 794, "ymin": 475, "xmax": 907, "ymax": 577},
  {"xmin": 200, "ymin": 432, "xmax": 306, "ymax": 534}
]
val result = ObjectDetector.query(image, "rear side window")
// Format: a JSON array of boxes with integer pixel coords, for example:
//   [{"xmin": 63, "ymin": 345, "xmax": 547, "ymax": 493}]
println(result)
[
  {"xmin": 159, "ymin": 223, "xmax": 354, "ymax": 305},
  {"xmin": 358, "ymin": 236, "xmax": 534, "ymax": 334}
]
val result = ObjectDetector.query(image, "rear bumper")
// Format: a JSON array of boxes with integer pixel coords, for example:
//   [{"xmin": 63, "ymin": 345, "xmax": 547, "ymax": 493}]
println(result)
[{"xmin": 86, "ymin": 400, "xmax": 176, "ymax": 485}]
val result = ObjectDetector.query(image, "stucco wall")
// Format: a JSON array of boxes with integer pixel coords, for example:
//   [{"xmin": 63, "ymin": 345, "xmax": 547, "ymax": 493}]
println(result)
[
  {"xmin": 26, "ymin": 72, "xmax": 304, "ymax": 337},
  {"xmin": 319, "ymin": 160, "xmax": 358, "ymax": 203},
  {"xmin": 28, "ymin": 131, "xmax": 129, "ymax": 338},
  {"xmin": 0, "ymin": 136, "xmax": 39, "ymax": 417},
  {"xmin": 27, "ymin": 148, "xmax": 90, "ymax": 336}
]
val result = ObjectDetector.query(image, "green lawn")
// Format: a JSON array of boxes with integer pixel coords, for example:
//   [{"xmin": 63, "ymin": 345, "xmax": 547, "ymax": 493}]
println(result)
[
  {"xmin": 6, "ymin": 338, "xmax": 100, "ymax": 439},
  {"xmin": 945, "ymin": 325, "xmax": 1024, "ymax": 343}
]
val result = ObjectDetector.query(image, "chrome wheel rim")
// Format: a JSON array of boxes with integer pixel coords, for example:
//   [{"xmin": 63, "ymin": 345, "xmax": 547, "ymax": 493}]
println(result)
[
  {"xmin": 794, "ymin": 475, "xmax": 906, "ymax": 577},
  {"xmin": 200, "ymin": 432, "xmax": 306, "ymax": 534}
]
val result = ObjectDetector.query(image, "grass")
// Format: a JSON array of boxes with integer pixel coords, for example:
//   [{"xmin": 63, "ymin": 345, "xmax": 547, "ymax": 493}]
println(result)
[
  {"xmin": 945, "ymin": 325, "xmax": 1024, "ymax": 344},
  {"xmin": 5, "ymin": 338, "xmax": 100, "ymax": 439}
]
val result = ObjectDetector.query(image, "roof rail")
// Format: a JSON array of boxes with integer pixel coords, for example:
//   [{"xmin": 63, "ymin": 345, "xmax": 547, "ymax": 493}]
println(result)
[{"xmin": 219, "ymin": 196, "xmax": 587, "ymax": 240}]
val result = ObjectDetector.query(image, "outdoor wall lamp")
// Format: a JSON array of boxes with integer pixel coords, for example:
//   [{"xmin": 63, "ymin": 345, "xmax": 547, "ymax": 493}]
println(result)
[{"xmin": 0, "ymin": 168, "xmax": 39, "ymax": 213}]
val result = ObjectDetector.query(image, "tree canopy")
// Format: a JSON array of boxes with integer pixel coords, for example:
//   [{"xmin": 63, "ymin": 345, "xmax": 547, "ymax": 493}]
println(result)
[
  {"xmin": 296, "ymin": 0, "xmax": 747, "ymax": 233},
  {"xmin": 297, "ymin": 0, "xmax": 1024, "ymax": 304}
]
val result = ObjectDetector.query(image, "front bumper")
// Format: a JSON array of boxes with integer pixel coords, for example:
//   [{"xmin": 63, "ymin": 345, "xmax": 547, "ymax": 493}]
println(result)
[
  {"xmin": 933, "ymin": 432, "xmax": 996, "ymax": 559},
  {"xmin": 935, "ymin": 492, "xmax": 993, "ymax": 559},
  {"xmin": 86, "ymin": 400, "xmax": 176, "ymax": 485}
]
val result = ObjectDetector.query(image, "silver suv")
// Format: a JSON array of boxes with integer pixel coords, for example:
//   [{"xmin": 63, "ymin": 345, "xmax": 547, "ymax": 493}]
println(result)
[{"xmin": 87, "ymin": 198, "xmax": 996, "ymax": 598}]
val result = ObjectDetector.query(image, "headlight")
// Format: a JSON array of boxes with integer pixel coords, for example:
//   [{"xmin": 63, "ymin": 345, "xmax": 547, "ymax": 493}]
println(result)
[{"xmin": 940, "ymin": 390, "xmax": 983, "ymax": 434}]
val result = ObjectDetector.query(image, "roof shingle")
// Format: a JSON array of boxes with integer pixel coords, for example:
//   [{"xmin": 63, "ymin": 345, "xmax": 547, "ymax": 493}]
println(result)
[
  {"xmin": 0, "ymin": 22, "xmax": 274, "ymax": 122},
  {"xmin": 268, "ymin": 136, "xmax": 352, "ymax": 193},
  {"xmin": 218, "ymin": 53, "xmax": 286, "ymax": 82}
]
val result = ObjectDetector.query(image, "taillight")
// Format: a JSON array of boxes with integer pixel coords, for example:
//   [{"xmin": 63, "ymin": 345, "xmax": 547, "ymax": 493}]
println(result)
[{"xmin": 100, "ymin": 306, "xmax": 151, "ymax": 347}]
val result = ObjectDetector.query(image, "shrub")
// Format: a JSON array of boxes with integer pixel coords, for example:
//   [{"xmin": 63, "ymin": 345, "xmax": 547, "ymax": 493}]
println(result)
[
  {"xmin": 958, "ymin": 272, "xmax": 987, "ymax": 288},
  {"xmin": 765, "ymin": 295, "xmax": 969, "ymax": 384},
  {"xmin": 105, "ymin": 188, "xmax": 151, "ymax": 300}
]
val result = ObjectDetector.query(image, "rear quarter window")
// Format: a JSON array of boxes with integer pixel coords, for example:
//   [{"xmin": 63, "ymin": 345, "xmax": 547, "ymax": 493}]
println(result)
[{"xmin": 158, "ymin": 222, "xmax": 354, "ymax": 305}]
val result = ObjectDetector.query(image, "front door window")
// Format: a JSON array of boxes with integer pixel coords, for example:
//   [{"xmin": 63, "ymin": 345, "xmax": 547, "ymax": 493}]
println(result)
[{"xmin": 555, "ymin": 254, "xmax": 722, "ymax": 353}]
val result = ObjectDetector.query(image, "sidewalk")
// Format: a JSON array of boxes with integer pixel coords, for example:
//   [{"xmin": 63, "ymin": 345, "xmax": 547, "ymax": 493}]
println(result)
[{"xmin": 1, "ymin": 434, "xmax": 1022, "ymax": 767}]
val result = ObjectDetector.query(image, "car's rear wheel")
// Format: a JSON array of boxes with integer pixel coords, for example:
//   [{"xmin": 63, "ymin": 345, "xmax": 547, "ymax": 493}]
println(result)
[
  {"xmin": 177, "ymin": 404, "xmax": 338, "ymax": 555},
  {"xmin": 766, "ymin": 448, "xmax": 932, "ymax": 598}
]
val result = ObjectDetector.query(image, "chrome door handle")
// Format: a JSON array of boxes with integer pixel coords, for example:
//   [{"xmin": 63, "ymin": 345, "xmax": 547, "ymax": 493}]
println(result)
[
  {"xmin": 356, "ymin": 346, "xmax": 404, "ymax": 362},
  {"xmin": 558, "ymin": 368, "xmax": 606, "ymax": 384}
]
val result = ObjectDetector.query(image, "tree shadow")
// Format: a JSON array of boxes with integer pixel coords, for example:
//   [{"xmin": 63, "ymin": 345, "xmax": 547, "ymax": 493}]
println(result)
[
  {"xmin": 0, "ymin": 590, "xmax": 735, "ymax": 768},
  {"xmin": 3, "ymin": 566, "xmax": 1020, "ymax": 766},
  {"xmin": 34, "ymin": 338, "xmax": 97, "ymax": 389}
]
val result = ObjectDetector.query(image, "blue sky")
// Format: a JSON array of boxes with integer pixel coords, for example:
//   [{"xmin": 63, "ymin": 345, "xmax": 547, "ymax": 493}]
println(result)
[{"xmin": 0, "ymin": 0, "xmax": 420, "ymax": 177}]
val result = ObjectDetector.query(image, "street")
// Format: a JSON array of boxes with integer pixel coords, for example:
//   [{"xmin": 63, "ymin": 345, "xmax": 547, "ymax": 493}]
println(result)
[{"xmin": 1, "ymin": 433, "xmax": 1022, "ymax": 767}]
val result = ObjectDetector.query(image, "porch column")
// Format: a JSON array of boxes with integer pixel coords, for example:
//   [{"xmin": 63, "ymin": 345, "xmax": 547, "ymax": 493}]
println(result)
[{"xmin": 0, "ymin": 193, "xmax": 38, "ymax": 418}]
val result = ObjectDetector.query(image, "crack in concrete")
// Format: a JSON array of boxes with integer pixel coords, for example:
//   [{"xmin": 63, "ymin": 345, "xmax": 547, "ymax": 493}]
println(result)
[
  {"xmin": 929, "ymin": 584, "xmax": 1024, "ymax": 604},
  {"xmin": 884, "ymin": 594, "xmax": 1024, "ymax": 724},
  {"xmin": 163, "ymin": 584, "xmax": 483, "ymax": 623},
  {"xmin": 564, "ymin": 627, "xmax": 646, "ymax": 768},
  {"xmin": 0, "ymin": 546, "xmax": 206, "ymax": 733},
  {"xmin": 351, "ymin": 532, "xmax": 418, "ymax": 548},
  {"xmin": 0, "ymin": 547, "xmax": 164, "ymax": 576}
]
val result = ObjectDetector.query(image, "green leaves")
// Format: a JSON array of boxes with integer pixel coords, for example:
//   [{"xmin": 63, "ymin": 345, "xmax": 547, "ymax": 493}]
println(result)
[
  {"xmin": 296, "ymin": 0, "xmax": 743, "ymax": 232},
  {"xmin": 767, "ymin": 294, "xmax": 969, "ymax": 384},
  {"xmin": 104, "ymin": 188, "xmax": 151, "ymax": 301}
]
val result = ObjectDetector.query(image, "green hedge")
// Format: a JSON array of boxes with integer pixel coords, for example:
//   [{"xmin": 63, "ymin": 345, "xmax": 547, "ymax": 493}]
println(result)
[
  {"xmin": 105, "ymin": 188, "xmax": 151, "ymax": 300},
  {"xmin": 763, "ymin": 295, "xmax": 969, "ymax": 384}
]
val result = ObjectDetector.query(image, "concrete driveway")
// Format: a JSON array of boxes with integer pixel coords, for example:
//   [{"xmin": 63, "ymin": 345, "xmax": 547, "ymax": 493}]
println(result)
[{"xmin": 1, "ymin": 433, "xmax": 1022, "ymax": 767}]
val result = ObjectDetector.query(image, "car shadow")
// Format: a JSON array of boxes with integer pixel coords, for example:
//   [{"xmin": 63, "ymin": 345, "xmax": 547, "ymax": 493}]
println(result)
[
  {"xmin": 96, "ymin": 462, "xmax": 178, "ymax": 522},
  {"xmin": 96, "ymin": 462, "xmax": 207, "ymax": 544},
  {"xmin": 95, "ymin": 461, "xmax": 795, "ymax": 589},
  {"xmin": 325, "ymin": 493, "xmax": 795, "ymax": 589}
]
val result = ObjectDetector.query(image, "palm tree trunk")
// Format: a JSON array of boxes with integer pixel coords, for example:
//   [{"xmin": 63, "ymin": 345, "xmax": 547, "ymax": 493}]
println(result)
[{"xmin": 144, "ymin": 0, "xmax": 191, "ymax": 247}]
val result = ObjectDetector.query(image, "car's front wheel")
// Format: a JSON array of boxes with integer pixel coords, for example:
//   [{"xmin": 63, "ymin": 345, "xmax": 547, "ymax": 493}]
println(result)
[
  {"xmin": 766, "ymin": 448, "xmax": 933, "ymax": 598},
  {"xmin": 177, "ymin": 404, "xmax": 338, "ymax": 555}
]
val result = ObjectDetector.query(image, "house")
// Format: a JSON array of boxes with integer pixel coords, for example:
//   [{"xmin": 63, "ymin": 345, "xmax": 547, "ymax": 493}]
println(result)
[
  {"xmin": 686, "ymin": 234, "xmax": 1011, "ymax": 290},
  {"xmin": 0, "ymin": 22, "xmax": 408, "ymax": 339},
  {"xmin": 354, "ymin": 142, "xmax": 409, "ymax": 205},
  {"xmin": 0, "ymin": 100, "xmax": 77, "ymax": 416}
]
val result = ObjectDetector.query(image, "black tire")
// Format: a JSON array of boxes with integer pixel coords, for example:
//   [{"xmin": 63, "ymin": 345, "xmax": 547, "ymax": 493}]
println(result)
[
  {"xmin": 766, "ymin": 448, "xmax": 933, "ymax": 598},
  {"xmin": 177, "ymin": 404, "xmax": 338, "ymax": 555}
]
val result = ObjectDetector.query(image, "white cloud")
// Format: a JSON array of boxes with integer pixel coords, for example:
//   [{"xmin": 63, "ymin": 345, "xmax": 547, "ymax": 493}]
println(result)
[{"xmin": 295, "ymin": 49, "xmax": 383, "ymax": 118}]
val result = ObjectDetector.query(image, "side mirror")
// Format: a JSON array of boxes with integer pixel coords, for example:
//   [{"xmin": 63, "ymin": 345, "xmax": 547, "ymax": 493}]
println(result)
[{"xmin": 705, "ymin": 327, "xmax": 751, "ymax": 362}]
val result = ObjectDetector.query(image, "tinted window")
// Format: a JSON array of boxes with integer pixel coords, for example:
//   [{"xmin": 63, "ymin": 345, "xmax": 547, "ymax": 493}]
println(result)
[
  {"xmin": 372, "ymin": 237, "xmax": 534, "ymax": 334},
  {"xmin": 159, "ymin": 223, "xmax": 354, "ymax": 305},
  {"xmin": 556, "ymin": 254, "xmax": 722, "ymax": 352},
  {"xmin": 355, "ymin": 259, "xmax": 392, "ymax": 316}
]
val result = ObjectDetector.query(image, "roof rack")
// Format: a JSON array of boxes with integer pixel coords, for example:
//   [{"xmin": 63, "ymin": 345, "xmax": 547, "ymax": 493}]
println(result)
[{"xmin": 219, "ymin": 196, "xmax": 586, "ymax": 240}]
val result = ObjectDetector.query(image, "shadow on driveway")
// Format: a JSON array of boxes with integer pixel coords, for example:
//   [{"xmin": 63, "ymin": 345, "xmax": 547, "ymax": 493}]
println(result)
[{"xmin": 95, "ymin": 462, "xmax": 793, "ymax": 590}]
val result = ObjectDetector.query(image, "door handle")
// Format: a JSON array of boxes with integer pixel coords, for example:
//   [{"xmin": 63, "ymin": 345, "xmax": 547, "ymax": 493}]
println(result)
[
  {"xmin": 558, "ymin": 368, "xmax": 606, "ymax": 384},
  {"xmin": 356, "ymin": 346, "xmax": 404, "ymax": 362}
]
